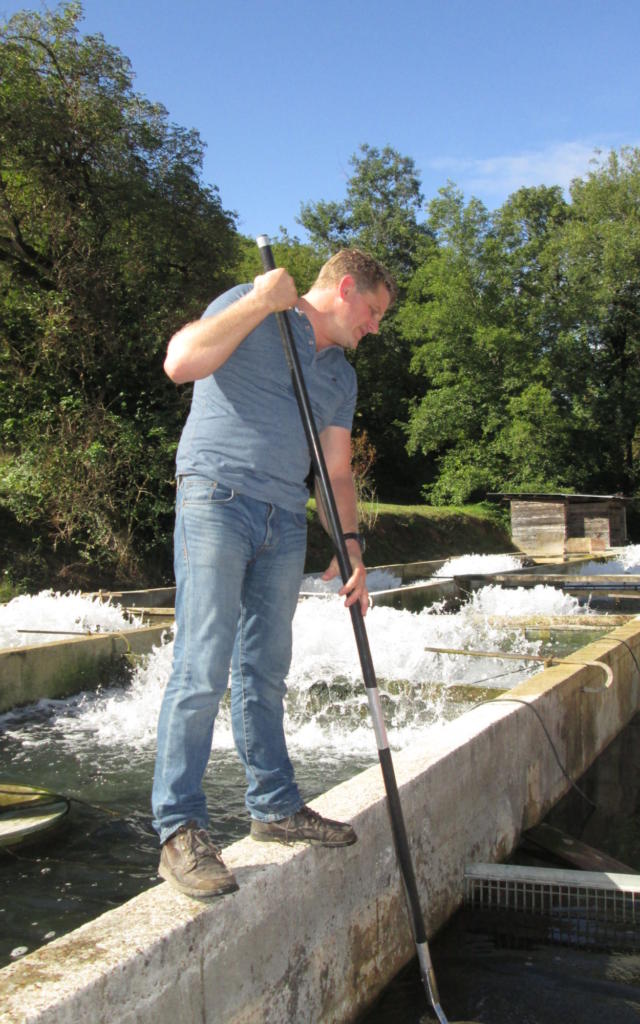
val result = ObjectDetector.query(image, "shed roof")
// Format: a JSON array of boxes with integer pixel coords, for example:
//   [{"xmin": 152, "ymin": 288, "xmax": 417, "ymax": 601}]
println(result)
[{"xmin": 487, "ymin": 492, "xmax": 629, "ymax": 504}]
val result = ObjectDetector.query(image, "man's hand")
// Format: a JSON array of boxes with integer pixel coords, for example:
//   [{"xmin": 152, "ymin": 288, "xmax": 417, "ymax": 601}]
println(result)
[
  {"xmin": 322, "ymin": 550, "xmax": 369, "ymax": 617},
  {"xmin": 253, "ymin": 267, "xmax": 298, "ymax": 313}
]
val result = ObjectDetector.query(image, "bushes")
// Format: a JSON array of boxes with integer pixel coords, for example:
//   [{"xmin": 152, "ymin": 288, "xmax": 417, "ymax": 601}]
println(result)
[{"xmin": 1, "ymin": 402, "xmax": 177, "ymax": 588}]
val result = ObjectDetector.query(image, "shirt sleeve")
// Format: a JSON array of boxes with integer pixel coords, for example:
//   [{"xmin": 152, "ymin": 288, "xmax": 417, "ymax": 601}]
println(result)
[
  {"xmin": 200, "ymin": 283, "xmax": 253, "ymax": 321},
  {"xmin": 330, "ymin": 362, "xmax": 357, "ymax": 431}
]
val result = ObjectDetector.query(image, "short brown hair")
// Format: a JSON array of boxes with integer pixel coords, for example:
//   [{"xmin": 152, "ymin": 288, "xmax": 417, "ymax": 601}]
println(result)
[{"xmin": 314, "ymin": 249, "xmax": 397, "ymax": 304}]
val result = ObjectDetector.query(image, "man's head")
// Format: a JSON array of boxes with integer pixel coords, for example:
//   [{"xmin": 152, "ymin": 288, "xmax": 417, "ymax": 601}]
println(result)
[
  {"xmin": 313, "ymin": 249, "xmax": 397, "ymax": 306},
  {"xmin": 306, "ymin": 249, "xmax": 396, "ymax": 352}
]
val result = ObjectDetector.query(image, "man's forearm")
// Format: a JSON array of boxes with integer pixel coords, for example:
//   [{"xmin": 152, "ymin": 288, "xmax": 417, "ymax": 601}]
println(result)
[
  {"xmin": 164, "ymin": 269, "xmax": 298, "ymax": 384},
  {"xmin": 164, "ymin": 289, "xmax": 272, "ymax": 383},
  {"xmin": 316, "ymin": 474, "xmax": 361, "ymax": 547}
]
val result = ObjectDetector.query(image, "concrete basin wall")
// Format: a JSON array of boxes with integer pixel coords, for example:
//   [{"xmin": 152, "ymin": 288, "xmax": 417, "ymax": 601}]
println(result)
[
  {"xmin": 0, "ymin": 625, "xmax": 171, "ymax": 713},
  {"xmin": 0, "ymin": 567, "xmax": 453, "ymax": 714},
  {"xmin": 1, "ymin": 618, "xmax": 639, "ymax": 1024}
]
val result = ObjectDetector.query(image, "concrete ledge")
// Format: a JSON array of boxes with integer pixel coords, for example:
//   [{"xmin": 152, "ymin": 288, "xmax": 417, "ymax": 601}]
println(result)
[
  {"xmin": 1, "ymin": 620, "xmax": 639, "ymax": 1024},
  {"xmin": 370, "ymin": 577, "xmax": 460, "ymax": 611},
  {"xmin": 0, "ymin": 625, "xmax": 172, "ymax": 713},
  {"xmin": 88, "ymin": 587, "xmax": 177, "ymax": 608},
  {"xmin": 369, "ymin": 559, "xmax": 450, "ymax": 581}
]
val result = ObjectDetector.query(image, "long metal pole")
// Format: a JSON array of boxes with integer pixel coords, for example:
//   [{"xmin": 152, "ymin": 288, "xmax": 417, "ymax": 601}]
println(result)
[{"xmin": 256, "ymin": 236, "xmax": 449, "ymax": 1024}]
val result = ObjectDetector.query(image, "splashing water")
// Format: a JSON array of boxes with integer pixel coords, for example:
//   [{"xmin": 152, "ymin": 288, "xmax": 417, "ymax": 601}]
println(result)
[
  {"xmin": 574, "ymin": 543, "xmax": 640, "ymax": 576},
  {"xmin": 2, "ymin": 556, "xmax": 590, "ymax": 768},
  {"xmin": 434, "ymin": 553, "xmax": 524, "ymax": 577},
  {"xmin": 0, "ymin": 590, "xmax": 143, "ymax": 649},
  {"xmin": 300, "ymin": 567, "xmax": 402, "ymax": 593},
  {"xmin": 302, "ymin": 554, "xmax": 526, "ymax": 593},
  {"xmin": 616, "ymin": 543, "xmax": 640, "ymax": 572},
  {"xmin": 0, "ymin": 553, "xmax": 608, "ymax": 968}
]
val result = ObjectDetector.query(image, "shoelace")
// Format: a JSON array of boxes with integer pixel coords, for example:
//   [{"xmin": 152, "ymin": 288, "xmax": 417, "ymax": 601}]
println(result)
[
  {"xmin": 182, "ymin": 827, "xmax": 221, "ymax": 859},
  {"xmin": 297, "ymin": 806, "xmax": 321, "ymax": 823}
]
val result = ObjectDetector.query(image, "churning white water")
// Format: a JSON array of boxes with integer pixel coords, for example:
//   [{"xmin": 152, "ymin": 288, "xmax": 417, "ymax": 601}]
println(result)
[
  {"xmin": 0, "ymin": 590, "xmax": 143, "ymax": 648},
  {"xmin": 615, "ymin": 543, "xmax": 640, "ymax": 571},
  {"xmin": 0, "ymin": 552, "xmax": 595, "ymax": 767},
  {"xmin": 433, "ymin": 553, "xmax": 524, "ymax": 577},
  {"xmin": 300, "ymin": 567, "xmax": 404, "ymax": 592},
  {"xmin": 571, "ymin": 543, "xmax": 640, "ymax": 575}
]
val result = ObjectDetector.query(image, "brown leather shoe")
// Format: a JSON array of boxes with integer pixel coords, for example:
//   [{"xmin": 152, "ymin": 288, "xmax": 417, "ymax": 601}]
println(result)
[
  {"xmin": 159, "ymin": 821, "xmax": 239, "ymax": 898},
  {"xmin": 250, "ymin": 805, "xmax": 357, "ymax": 847}
]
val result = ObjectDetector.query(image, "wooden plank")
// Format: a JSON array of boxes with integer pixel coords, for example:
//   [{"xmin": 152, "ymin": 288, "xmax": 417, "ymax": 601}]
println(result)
[
  {"xmin": 484, "ymin": 573, "xmax": 640, "ymax": 590},
  {"xmin": 471, "ymin": 613, "xmax": 632, "ymax": 629},
  {"xmin": 123, "ymin": 606, "xmax": 175, "ymax": 618},
  {"xmin": 510, "ymin": 499, "xmax": 567, "ymax": 553},
  {"xmin": 508, "ymin": 495, "xmax": 628, "ymax": 553},
  {"xmin": 522, "ymin": 823, "xmax": 639, "ymax": 874}
]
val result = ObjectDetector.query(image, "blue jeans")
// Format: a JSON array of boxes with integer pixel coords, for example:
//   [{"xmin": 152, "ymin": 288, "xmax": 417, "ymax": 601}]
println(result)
[{"xmin": 152, "ymin": 476, "xmax": 307, "ymax": 844}]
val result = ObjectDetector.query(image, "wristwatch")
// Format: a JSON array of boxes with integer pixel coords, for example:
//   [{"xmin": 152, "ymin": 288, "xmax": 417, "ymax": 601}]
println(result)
[{"xmin": 343, "ymin": 532, "xmax": 366, "ymax": 554}]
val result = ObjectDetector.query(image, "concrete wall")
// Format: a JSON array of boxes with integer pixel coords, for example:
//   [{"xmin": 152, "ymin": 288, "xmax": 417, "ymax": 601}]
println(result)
[
  {"xmin": 0, "ymin": 625, "xmax": 171, "ymax": 713},
  {"xmin": 1, "ymin": 618, "xmax": 639, "ymax": 1024},
  {"xmin": 1, "ymin": 569, "xmax": 457, "ymax": 714},
  {"xmin": 89, "ymin": 587, "xmax": 177, "ymax": 609}
]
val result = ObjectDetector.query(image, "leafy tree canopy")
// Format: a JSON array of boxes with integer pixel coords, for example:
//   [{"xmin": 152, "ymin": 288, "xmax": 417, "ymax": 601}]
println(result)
[
  {"xmin": 3, "ymin": 5, "xmax": 640, "ymax": 585},
  {"xmin": 400, "ymin": 152, "xmax": 640, "ymax": 503},
  {"xmin": 0, "ymin": 1, "xmax": 240, "ymax": 586}
]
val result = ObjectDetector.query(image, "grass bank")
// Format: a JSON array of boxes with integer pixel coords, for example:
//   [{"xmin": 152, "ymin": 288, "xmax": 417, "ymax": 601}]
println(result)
[
  {"xmin": 0, "ymin": 499, "xmax": 513, "ymax": 600},
  {"xmin": 304, "ymin": 500, "xmax": 514, "ymax": 572}
]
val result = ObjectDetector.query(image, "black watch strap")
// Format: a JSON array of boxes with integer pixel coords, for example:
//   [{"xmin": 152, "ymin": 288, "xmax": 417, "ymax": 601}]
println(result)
[{"xmin": 343, "ymin": 531, "xmax": 366, "ymax": 553}]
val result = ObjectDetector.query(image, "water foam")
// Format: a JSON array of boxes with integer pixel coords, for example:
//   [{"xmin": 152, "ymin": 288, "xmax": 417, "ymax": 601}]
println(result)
[
  {"xmin": 0, "ymin": 590, "xmax": 143, "ymax": 649},
  {"xmin": 6, "ymin": 553, "xmax": 592, "ymax": 759},
  {"xmin": 434, "ymin": 553, "xmax": 524, "ymax": 577},
  {"xmin": 300, "ymin": 568, "xmax": 402, "ymax": 593},
  {"xmin": 615, "ymin": 544, "xmax": 640, "ymax": 572}
]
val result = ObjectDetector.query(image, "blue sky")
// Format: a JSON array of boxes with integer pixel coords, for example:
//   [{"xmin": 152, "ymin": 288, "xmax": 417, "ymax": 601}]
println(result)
[{"xmin": 2, "ymin": 0, "xmax": 639, "ymax": 240}]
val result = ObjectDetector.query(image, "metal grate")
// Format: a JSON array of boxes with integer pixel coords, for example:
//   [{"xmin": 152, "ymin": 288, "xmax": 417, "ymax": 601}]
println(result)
[{"xmin": 464, "ymin": 863, "xmax": 640, "ymax": 951}]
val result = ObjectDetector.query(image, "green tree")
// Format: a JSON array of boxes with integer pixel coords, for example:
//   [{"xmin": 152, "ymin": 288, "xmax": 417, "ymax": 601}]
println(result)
[
  {"xmin": 299, "ymin": 143, "xmax": 430, "ymax": 280},
  {"xmin": 400, "ymin": 183, "xmax": 578, "ymax": 502},
  {"xmin": 547, "ymin": 148, "xmax": 640, "ymax": 493},
  {"xmin": 299, "ymin": 144, "xmax": 433, "ymax": 500},
  {"xmin": 401, "ymin": 154, "xmax": 640, "ymax": 502},
  {"xmin": 400, "ymin": 185, "xmax": 498, "ymax": 501},
  {"xmin": 0, "ymin": 2, "xmax": 240, "ymax": 587},
  {"xmin": 233, "ymin": 230, "xmax": 324, "ymax": 295}
]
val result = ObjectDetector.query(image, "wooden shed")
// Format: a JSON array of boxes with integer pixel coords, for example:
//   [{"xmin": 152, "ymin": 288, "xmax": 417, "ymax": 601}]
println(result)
[{"xmin": 489, "ymin": 492, "xmax": 628, "ymax": 555}]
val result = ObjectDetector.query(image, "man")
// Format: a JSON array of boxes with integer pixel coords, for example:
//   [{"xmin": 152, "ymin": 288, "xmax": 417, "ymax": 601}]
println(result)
[{"xmin": 152, "ymin": 249, "xmax": 395, "ymax": 899}]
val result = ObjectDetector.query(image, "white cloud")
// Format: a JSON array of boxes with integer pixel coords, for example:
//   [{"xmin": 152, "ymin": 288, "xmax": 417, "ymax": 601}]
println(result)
[{"xmin": 424, "ymin": 139, "xmax": 639, "ymax": 204}]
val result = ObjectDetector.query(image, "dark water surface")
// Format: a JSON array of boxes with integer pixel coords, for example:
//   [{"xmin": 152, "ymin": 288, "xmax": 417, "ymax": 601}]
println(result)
[
  {"xmin": 362, "ymin": 715, "xmax": 640, "ymax": 1024},
  {"xmin": 0, "ymin": 735, "xmax": 374, "ymax": 967},
  {"xmin": 361, "ymin": 928, "xmax": 640, "ymax": 1023}
]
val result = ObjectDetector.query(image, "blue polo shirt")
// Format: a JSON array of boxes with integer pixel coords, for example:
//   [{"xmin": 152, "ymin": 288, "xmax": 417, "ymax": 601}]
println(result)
[{"xmin": 175, "ymin": 284, "xmax": 357, "ymax": 513}]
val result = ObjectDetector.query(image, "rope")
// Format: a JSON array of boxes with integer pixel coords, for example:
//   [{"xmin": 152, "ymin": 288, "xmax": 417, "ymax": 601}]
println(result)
[
  {"xmin": 438, "ymin": 632, "xmax": 640, "ymax": 807},
  {"xmin": 468, "ymin": 696, "xmax": 597, "ymax": 808}
]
